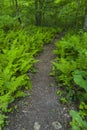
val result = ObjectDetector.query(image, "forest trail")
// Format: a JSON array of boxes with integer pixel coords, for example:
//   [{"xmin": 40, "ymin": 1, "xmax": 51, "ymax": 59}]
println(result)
[{"xmin": 3, "ymin": 36, "xmax": 71, "ymax": 130}]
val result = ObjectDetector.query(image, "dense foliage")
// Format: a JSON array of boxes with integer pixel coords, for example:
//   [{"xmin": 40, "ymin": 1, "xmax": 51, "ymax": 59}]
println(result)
[
  {"xmin": 0, "ymin": 25, "xmax": 58, "ymax": 130},
  {"xmin": 52, "ymin": 31, "xmax": 87, "ymax": 130}
]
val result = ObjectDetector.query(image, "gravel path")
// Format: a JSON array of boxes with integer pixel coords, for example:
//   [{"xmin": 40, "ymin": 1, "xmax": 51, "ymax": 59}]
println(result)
[{"xmin": 3, "ymin": 37, "xmax": 72, "ymax": 130}]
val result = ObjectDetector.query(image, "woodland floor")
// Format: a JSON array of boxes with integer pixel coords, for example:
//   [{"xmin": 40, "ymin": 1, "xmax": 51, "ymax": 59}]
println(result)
[{"xmin": 3, "ymin": 36, "xmax": 75, "ymax": 130}]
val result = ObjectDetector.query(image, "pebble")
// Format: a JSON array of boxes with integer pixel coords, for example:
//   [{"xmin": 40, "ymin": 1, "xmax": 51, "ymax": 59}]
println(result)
[
  {"xmin": 34, "ymin": 122, "xmax": 41, "ymax": 130},
  {"xmin": 22, "ymin": 128, "xmax": 26, "ymax": 130},
  {"xmin": 52, "ymin": 121, "xmax": 62, "ymax": 129}
]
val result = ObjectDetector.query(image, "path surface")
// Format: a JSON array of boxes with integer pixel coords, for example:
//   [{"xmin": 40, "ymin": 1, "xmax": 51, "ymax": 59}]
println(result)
[{"xmin": 3, "ymin": 38, "xmax": 72, "ymax": 130}]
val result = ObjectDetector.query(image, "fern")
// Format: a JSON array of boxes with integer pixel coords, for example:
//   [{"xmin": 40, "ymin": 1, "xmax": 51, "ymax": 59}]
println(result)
[
  {"xmin": 53, "ymin": 31, "xmax": 87, "ymax": 97},
  {"xmin": 0, "ymin": 25, "xmax": 57, "ymax": 129},
  {"xmin": 52, "ymin": 31, "xmax": 87, "ymax": 130}
]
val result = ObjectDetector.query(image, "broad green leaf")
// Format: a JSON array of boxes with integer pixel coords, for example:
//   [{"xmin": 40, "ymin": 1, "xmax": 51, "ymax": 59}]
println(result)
[{"xmin": 73, "ymin": 70, "xmax": 87, "ymax": 92}]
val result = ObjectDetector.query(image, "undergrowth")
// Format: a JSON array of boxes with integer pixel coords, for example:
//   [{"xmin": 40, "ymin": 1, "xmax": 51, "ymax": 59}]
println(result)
[
  {"xmin": 52, "ymin": 31, "xmax": 87, "ymax": 130},
  {"xmin": 0, "ymin": 25, "xmax": 60, "ymax": 130}
]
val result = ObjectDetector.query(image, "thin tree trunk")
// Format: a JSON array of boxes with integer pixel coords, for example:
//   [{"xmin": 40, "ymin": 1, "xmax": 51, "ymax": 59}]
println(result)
[
  {"xmin": 15, "ymin": 0, "xmax": 22, "ymax": 24},
  {"xmin": 35, "ymin": 0, "xmax": 39, "ymax": 26},
  {"xmin": 83, "ymin": 6, "xmax": 87, "ymax": 31},
  {"xmin": 35, "ymin": 0, "xmax": 43, "ymax": 26}
]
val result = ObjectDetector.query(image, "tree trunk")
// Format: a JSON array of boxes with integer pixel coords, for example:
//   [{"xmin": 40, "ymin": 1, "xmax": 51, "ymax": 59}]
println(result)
[
  {"xmin": 15, "ymin": 0, "xmax": 22, "ymax": 25},
  {"xmin": 83, "ymin": 6, "xmax": 87, "ymax": 31},
  {"xmin": 35, "ymin": 0, "xmax": 43, "ymax": 26}
]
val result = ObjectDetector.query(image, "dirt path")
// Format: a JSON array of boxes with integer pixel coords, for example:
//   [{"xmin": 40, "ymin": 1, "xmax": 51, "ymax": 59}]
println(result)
[{"xmin": 3, "ymin": 38, "xmax": 72, "ymax": 130}]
